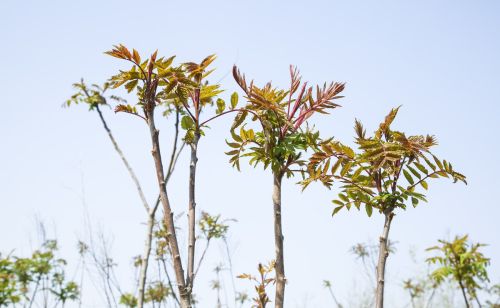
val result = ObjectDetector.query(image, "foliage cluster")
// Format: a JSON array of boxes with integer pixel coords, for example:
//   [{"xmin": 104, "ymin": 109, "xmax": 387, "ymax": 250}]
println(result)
[{"xmin": 0, "ymin": 240, "xmax": 78, "ymax": 307}]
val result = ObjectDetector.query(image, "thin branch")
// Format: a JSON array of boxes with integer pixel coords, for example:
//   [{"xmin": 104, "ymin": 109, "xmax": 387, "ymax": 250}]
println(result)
[
  {"xmin": 392, "ymin": 158, "xmax": 406, "ymax": 193},
  {"xmin": 222, "ymin": 237, "xmax": 238, "ymax": 308},
  {"xmin": 192, "ymin": 239, "xmax": 211, "ymax": 281},
  {"xmin": 326, "ymin": 284, "xmax": 343, "ymax": 308},
  {"xmin": 406, "ymin": 170, "xmax": 442, "ymax": 191},
  {"xmin": 180, "ymin": 99, "xmax": 196, "ymax": 121},
  {"xmin": 199, "ymin": 108, "xmax": 261, "ymax": 127},
  {"xmin": 93, "ymin": 103, "xmax": 150, "ymax": 213},
  {"xmin": 160, "ymin": 257, "xmax": 181, "ymax": 306}
]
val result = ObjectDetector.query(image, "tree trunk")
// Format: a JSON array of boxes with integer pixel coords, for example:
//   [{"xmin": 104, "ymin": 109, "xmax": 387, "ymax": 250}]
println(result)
[
  {"xmin": 272, "ymin": 171, "xmax": 285, "ymax": 308},
  {"xmin": 375, "ymin": 212, "xmax": 394, "ymax": 308},
  {"xmin": 146, "ymin": 111, "xmax": 191, "ymax": 308},
  {"xmin": 186, "ymin": 131, "xmax": 200, "ymax": 302},
  {"xmin": 179, "ymin": 296, "xmax": 191, "ymax": 308}
]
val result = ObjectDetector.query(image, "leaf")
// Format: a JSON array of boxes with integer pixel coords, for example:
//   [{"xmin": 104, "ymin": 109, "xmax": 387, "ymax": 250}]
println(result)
[
  {"xmin": 115, "ymin": 104, "xmax": 137, "ymax": 115},
  {"xmin": 247, "ymin": 129, "xmax": 255, "ymax": 140},
  {"xmin": 226, "ymin": 141, "xmax": 240, "ymax": 148},
  {"xmin": 365, "ymin": 204, "xmax": 373, "ymax": 217},
  {"xmin": 240, "ymin": 126, "xmax": 247, "ymax": 140},
  {"xmin": 433, "ymin": 155, "xmax": 444, "ymax": 170},
  {"xmin": 343, "ymin": 145, "xmax": 355, "ymax": 159},
  {"xmin": 411, "ymin": 197, "xmax": 418, "ymax": 207},
  {"xmin": 326, "ymin": 157, "xmax": 341, "ymax": 174},
  {"xmin": 216, "ymin": 98, "xmax": 225, "ymax": 114},
  {"xmin": 414, "ymin": 162, "xmax": 429, "ymax": 174},
  {"xmin": 340, "ymin": 162, "xmax": 353, "ymax": 177},
  {"xmin": 403, "ymin": 169, "xmax": 414, "ymax": 185},
  {"xmin": 420, "ymin": 181, "xmax": 428, "ymax": 190},
  {"xmin": 124, "ymin": 80, "xmax": 138, "ymax": 93},
  {"xmin": 232, "ymin": 110, "xmax": 247, "ymax": 130},
  {"xmin": 231, "ymin": 129, "xmax": 242, "ymax": 143},
  {"xmin": 354, "ymin": 119, "xmax": 366, "ymax": 139},
  {"xmin": 231, "ymin": 92, "xmax": 238, "ymax": 109},
  {"xmin": 375, "ymin": 106, "xmax": 400, "ymax": 139},
  {"xmin": 351, "ymin": 166, "xmax": 364, "ymax": 180},
  {"xmin": 332, "ymin": 205, "xmax": 344, "ymax": 216},
  {"xmin": 407, "ymin": 166, "xmax": 421, "ymax": 179},
  {"xmin": 338, "ymin": 193, "xmax": 349, "ymax": 202},
  {"xmin": 201, "ymin": 54, "xmax": 217, "ymax": 69},
  {"xmin": 322, "ymin": 159, "xmax": 331, "ymax": 175},
  {"xmin": 332, "ymin": 199, "xmax": 344, "ymax": 206},
  {"xmin": 132, "ymin": 49, "xmax": 141, "ymax": 64},
  {"xmin": 422, "ymin": 155, "xmax": 436, "ymax": 171},
  {"xmin": 181, "ymin": 115, "xmax": 194, "ymax": 130}
]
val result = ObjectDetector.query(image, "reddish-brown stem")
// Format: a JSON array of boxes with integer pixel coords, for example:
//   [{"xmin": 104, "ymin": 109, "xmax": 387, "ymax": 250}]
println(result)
[{"xmin": 145, "ymin": 106, "xmax": 190, "ymax": 307}]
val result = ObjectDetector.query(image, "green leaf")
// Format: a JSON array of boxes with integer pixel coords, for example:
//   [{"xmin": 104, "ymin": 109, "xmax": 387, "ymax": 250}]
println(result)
[
  {"xmin": 332, "ymin": 205, "xmax": 344, "ymax": 216},
  {"xmin": 240, "ymin": 126, "xmax": 247, "ymax": 140},
  {"xmin": 340, "ymin": 162, "xmax": 353, "ymax": 177},
  {"xmin": 352, "ymin": 166, "xmax": 364, "ymax": 180},
  {"xmin": 232, "ymin": 110, "xmax": 247, "ymax": 130},
  {"xmin": 422, "ymin": 155, "xmax": 436, "ymax": 171},
  {"xmin": 124, "ymin": 80, "xmax": 138, "ymax": 93},
  {"xmin": 231, "ymin": 129, "xmax": 242, "ymax": 142},
  {"xmin": 226, "ymin": 141, "xmax": 240, "ymax": 148},
  {"xmin": 331, "ymin": 158, "xmax": 343, "ymax": 175},
  {"xmin": 365, "ymin": 204, "xmax": 373, "ymax": 217},
  {"xmin": 246, "ymin": 129, "xmax": 255, "ymax": 140},
  {"xmin": 403, "ymin": 169, "xmax": 414, "ymax": 185},
  {"xmin": 338, "ymin": 193, "xmax": 349, "ymax": 202},
  {"xmin": 216, "ymin": 98, "xmax": 225, "ymax": 114},
  {"xmin": 181, "ymin": 115, "xmax": 194, "ymax": 130},
  {"xmin": 414, "ymin": 162, "xmax": 429, "ymax": 174},
  {"xmin": 411, "ymin": 197, "xmax": 418, "ymax": 207},
  {"xmin": 407, "ymin": 166, "xmax": 421, "ymax": 179},
  {"xmin": 332, "ymin": 199, "xmax": 344, "ymax": 206},
  {"xmin": 433, "ymin": 155, "xmax": 444, "ymax": 170},
  {"xmin": 230, "ymin": 92, "xmax": 238, "ymax": 109},
  {"xmin": 420, "ymin": 181, "xmax": 428, "ymax": 190}
]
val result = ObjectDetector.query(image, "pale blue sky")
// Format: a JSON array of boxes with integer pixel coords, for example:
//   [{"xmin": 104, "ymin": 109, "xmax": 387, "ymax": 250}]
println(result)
[{"xmin": 1, "ymin": 1, "xmax": 499, "ymax": 307}]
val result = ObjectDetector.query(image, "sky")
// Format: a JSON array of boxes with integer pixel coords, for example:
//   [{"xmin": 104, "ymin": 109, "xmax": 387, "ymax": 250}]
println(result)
[{"xmin": 1, "ymin": 0, "xmax": 500, "ymax": 307}]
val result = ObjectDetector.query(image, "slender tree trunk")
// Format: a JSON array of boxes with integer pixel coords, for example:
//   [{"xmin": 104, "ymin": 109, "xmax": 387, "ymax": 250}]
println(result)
[
  {"xmin": 375, "ymin": 212, "xmax": 394, "ymax": 308},
  {"xmin": 146, "ymin": 110, "xmax": 190, "ymax": 308},
  {"xmin": 272, "ymin": 171, "xmax": 285, "ymax": 308},
  {"xmin": 458, "ymin": 280, "xmax": 471, "ymax": 308},
  {"xmin": 137, "ymin": 109, "xmax": 181, "ymax": 308},
  {"xmin": 186, "ymin": 131, "xmax": 200, "ymax": 303}
]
